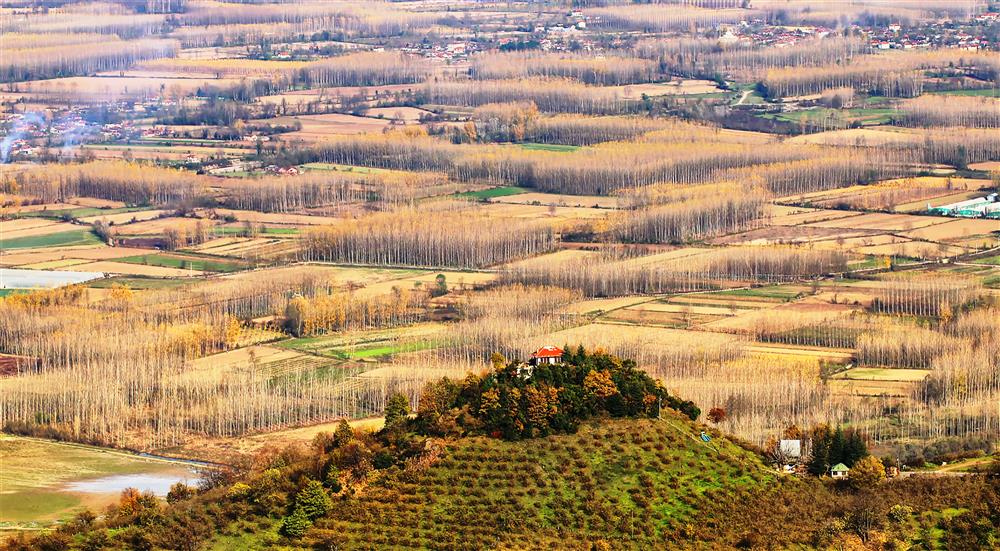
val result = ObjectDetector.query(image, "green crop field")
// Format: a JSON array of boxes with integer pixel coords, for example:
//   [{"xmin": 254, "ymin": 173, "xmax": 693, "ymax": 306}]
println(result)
[
  {"xmin": 712, "ymin": 285, "xmax": 804, "ymax": 301},
  {"xmin": 87, "ymin": 276, "xmax": 195, "ymax": 290},
  {"xmin": 455, "ymin": 186, "xmax": 530, "ymax": 200},
  {"xmin": 971, "ymin": 254, "xmax": 1000, "ymax": 266},
  {"xmin": 212, "ymin": 226, "xmax": 300, "ymax": 236},
  {"xmin": 761, "ymin": 107, "xmax": 897, "ymax": 127},
  {"xmin": 931, "ymin": 88, "xmax": 1000, "ymax": 97},
  {"xmin": 0, "ymin": 289, "xmax": 29, "ymax": 298},
  {"xmin": 519, "ymin": 143, "xmax": 581, "ymax": 152},
  {"xmin": 277, "ymin": 327, "xmax": 442, "ymax": 360},
  {"xmin": 0, "ymin": 229, "xmax": 103, "ymax": 250},
  {"xmin": 117, "ymin": 253, "xmax": 248, "ymax": 273},
  {"xmin": 18, "ymin": 206, "xmax": 148, "ymax": 220},
  {"xmin": 300, "ymin": 162, "xmax": 392, "ymax": 174}
]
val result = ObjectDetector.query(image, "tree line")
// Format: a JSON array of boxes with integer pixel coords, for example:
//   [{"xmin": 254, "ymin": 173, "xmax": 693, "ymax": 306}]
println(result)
[{"xmin": 301, "ymin": 203, "xmax": 556, "ymax": 269}]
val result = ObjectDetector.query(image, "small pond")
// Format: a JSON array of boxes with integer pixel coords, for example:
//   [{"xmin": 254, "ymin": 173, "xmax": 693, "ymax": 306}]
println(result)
[{"xmin": 65, "ymin": 470, "xmax": 198, "ymax": 496}]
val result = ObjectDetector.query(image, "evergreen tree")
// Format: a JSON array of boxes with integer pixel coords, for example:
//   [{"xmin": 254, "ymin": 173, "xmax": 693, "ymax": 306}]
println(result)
[
  {"xmin": 842, "ymin": 430, "xmax": 868, "ymax": 467},
  {"xmin": 807, "ymin": 426, "xmax": 833, "ymax": 476},
  {"xmin": 829, "ymin": 426, "xmax": 846, "ymax": 465},
  {"xmin": 384, "ymin": 393, "xmax": 410, "ymax": 428},
  {"xmin": 333, "ymin": 420, "xmax": 353, "ymax": 447},
  {"xmin": 295, "ymin": 479, "xmax": 332, "ymax": 520},
  {"xmin": 279, "ymin": 506, "xmax": 311, "ymax": 538}
]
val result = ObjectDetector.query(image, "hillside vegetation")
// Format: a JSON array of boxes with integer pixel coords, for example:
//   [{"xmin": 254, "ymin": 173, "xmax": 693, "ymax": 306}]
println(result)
[
  {"xmin": 6, "ymin": 411, "xmax": 997, "ymax": 550},
  {"xmin": 307, "ymin": 417, "xmax": 769, "ymax": 549}
]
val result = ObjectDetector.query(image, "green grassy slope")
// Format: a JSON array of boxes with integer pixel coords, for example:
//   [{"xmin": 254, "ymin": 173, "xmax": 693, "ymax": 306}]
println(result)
[{"xmin": 307, "ymin": 416, "xmax": 772, "ymax": 549}]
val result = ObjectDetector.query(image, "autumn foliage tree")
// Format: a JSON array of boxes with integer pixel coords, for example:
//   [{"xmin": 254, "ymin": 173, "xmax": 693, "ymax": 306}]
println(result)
[{"xmin": 413, "ymin": 348, "xmax": 693, "ymax": 440}]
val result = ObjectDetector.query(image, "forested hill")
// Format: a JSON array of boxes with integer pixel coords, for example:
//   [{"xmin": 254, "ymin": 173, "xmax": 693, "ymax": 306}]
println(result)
[
  {"xmin": 8, "ymin": 408, "xmax": 997, "ymax": 550},
  {"xmin": 297, "ymin": 416, "xmax": 771, "ymax": 550}
]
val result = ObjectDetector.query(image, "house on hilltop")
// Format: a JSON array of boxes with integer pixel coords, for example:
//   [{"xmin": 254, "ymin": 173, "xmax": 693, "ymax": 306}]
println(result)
[{"xmin": 530, "ymin": 345, "xmax": 564, "ymax": 366}]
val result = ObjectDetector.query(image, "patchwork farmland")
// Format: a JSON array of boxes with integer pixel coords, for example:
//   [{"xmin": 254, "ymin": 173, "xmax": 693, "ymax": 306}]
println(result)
[{"xmin": 1, "ymin": 0, "xmax": 999, "ymax": 547}]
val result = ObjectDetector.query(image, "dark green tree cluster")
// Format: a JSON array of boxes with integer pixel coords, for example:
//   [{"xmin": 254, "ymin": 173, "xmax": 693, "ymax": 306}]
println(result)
[
  {"xmin": 414, "ymin": 347, "xmax": 699, "ymax": 440},
  {"xmin": 807, "ymin": 425, "xmax": 869, "ymax": 476}
]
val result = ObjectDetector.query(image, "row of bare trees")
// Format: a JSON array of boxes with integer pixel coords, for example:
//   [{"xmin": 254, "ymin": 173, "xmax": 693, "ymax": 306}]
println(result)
[
  {"xmin": 139, "ymin": 51, "xmax": 429, "ymax": 88},
  {"xmin": 898, "ymin": 95, "xmax": 1000, "ymax": 128},
  {"xmin": 216, "ymin": 170, "xmax": 451, "ymax": 213},
  {"xmin": 4, "ymin": 38, "xmax": 178, "ymax": 82},
  {"xmin": 0, "ymin": 268, "xmax": 426, "ymax": 448},
  {"xmin": 588, "ymin": 5, "xmax": 765, "ymax": 32},
  {"xmin": 470, "ymin": 52, "xmax": 660, "ymax": 86},
  {"xmin": 304, "ymin": 131, "xmax": 913, "ymax": 197},
  {"xmin": 420, "ymin": 78, "xmax": 637, "ymax": 115},
  {"xmin": 3, "ymin": 160, "xmax": 455, "ymax": 213},
  {"xmin": 612, "ymin": 190, "xmax": 768, "ymax": 244},
  {"xmin": 871, "ymin": 274, "xmax": 983, "ymax": 318},
  {"xmin": 636, "ymin": 36, "xmax": 869, "ymax": 81},
  {"xmin": 285, "ymin": 287, "xmax": 425, "ymax": 337},
  {"xmin": 762, "ymin": 51, "xmax": 1000, "ymax": 98},
  {"xmin": 469, "ymin": 103, "xmax": 700, "ymax": 145},
  {"xmin": 301, "ymin": 203, "xmax": 556, "ymax": 268},
  {"xmin": 3, "ymin": 12, "xmax": 167, "ymax": 37},
  {"xmin": 503, "ymin": 247, "xmax": 849, "ymax": 297},
  {"xmin": 2, "ymin": 161, "xmax": 201, "ymax": 205}
]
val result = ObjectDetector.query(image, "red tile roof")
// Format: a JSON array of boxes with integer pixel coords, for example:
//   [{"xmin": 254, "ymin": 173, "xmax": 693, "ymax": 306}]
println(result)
[{"xmin": 532, "ymin": 346, "xmax": 564, "ymax": 358}]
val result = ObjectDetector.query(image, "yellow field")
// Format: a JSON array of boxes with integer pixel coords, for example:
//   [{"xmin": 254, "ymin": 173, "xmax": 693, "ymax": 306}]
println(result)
[
  {"xmin": 559, "ymin": 295, "xmax": 651, "ymax": 315},
  {"xmin": 806, "ymin": 212, "xmax": 947, "ymax": 231},
  {"xmin": 476, "ymin": 201, "xmax": 612, "ymax": 224},
  {"xmin": 275, "ymin": 113, "xmax": 393, "ymax": 142},
  {"xmin": 205, "ymin": 209, "xmax": 340, "ymax": 226},
  {"xmin": 184, "ymin": 345, "xmax": 302, "ymax": 380},
  {"xmin": 491, "ymin": 192, "xmax": 623, "ymax": 209},
  {"xmin": 0, "ymin": 219, "xmax": 81, "ymax": 239},
  {"xmin": 768, "ymin": 207, "xmax": 861, "ymax": 226},
  {"xmin": 2, "ymin": 201, "xmax": 78, "ymax": 213},
  {"xmin": 116, "ymin": 217, "xmax": 216, "ymax": 235},
  {"xmin": 533, "ymin": 322, "xmax": 742, "ymax": 351},
  {"xmin": 785, "ymin": 127, "xmax": 922, "ymax": 146},
  {"xmin": 827, "ymin": 379, "xmax": 919, "ymax": 397},
  {"xmin": 902, "ymin": 218, "xmax": 1000, "ymax": 242},
  {"xmin": 855, "ymin": 241, "xmax": 968, "ymax": 258},
  {"xmin": 188, "ymin": 237, "xmax": 287, "ymax": 256},
  {"xmin": 502, "ymin": 249, "xmax": 598, "ymax": 270},
  {"xmin": 701, "ymin": 299, "xmax": 858, "ymax": 333},
  {"xmin": 67, "ymin": 197, "xmax": 128, "ymax": 208},
  {"xmin": 19, "ymin": 258, "xmax": 93, "ymax": 270},
  {"xmin": 365, "ymin": 106, "xmax": 433, "ymax": 121},
  {"xmin": 66, "ymin": 261, "xmax": 204, "ymax": 277},
  {"xmin": 606, "ymin": 79, "xmax": 721, "ymax": 98},
  {"xmin": 969, "ymin": 161, "xmax": 1000, "ymax": 171},
  {"xmin": 0, "ymin": 246, "xmax": 153, "ymax": 266}
]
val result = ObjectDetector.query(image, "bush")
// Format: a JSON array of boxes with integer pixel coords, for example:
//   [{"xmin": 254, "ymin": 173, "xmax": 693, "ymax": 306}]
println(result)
[
  {"xmin": 295, "ymin": 479, "xmax": 332, "ymax": 520},
  {"xmin": 888, "ymin": 504, "xmax": 913, "ymax": 524},
  {"xmin": 279, "ymin": 506, "xmax": 311, "ymax": 538},
  {"xmin": 848, "ymin": 456, "xmax": 886, "ymax": 490}
]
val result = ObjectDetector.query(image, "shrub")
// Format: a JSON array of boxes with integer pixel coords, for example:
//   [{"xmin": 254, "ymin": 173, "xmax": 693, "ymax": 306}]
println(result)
[
  {"xmin": 848, "ymin": 456, "xmax": 886, "ymax": 491},
  {"xmin": 279, "ymin": 506, "xmax": 311, "ymax": 538}
]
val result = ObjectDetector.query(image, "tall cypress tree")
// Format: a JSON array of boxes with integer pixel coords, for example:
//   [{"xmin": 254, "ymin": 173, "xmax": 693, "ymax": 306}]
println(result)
[
  {"xmin": 829, "ymin": 426, "xmax": 846, "ymax": 466},
  {"xmin": 807, "ymin": 431, "xmax": 831, "ymax": 476},
  {"xmin": 842, "ymin": 430, "xmax": 868, "ymax": 467}
]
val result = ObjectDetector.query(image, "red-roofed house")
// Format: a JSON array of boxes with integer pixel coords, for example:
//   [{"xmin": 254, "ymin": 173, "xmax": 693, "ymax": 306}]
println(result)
[{"xmin": 530, "ymin": 345, "xmax": 564, "ymax": 366}]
